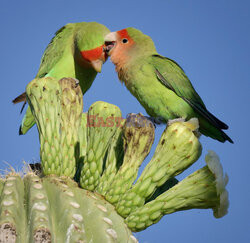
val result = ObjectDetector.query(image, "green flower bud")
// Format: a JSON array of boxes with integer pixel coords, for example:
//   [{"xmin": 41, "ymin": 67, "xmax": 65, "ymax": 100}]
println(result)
[
  {"xmin": 104, "ymin": 114, "xmax": 155, "ymax": 205},
  {"xmin": 80, "ymin": 101, "xmax": 122, "ymax": 191},
  {"xmin": 116, "ymin": 118, "xmax": 201, "ymax": 217},
  {"xmin": 26, "ymin": 77, "xmax": 83, "ymax": 178},
  {"xmin": 125, "ymin": 150, "xmax": 229, "ymax": 231}
]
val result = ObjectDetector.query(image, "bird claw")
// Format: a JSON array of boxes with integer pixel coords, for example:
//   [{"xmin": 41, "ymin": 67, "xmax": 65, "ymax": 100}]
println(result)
[
  {"xmin": 167, "ymin": 118, "xmax": 186, "ymax": 126},
  {"xmin": 143, "ymin": 116, "xmax": 164, "ymax": 128}
]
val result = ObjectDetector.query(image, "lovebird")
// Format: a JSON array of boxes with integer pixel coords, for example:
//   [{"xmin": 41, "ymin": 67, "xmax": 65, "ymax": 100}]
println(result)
[
  {"xmin": 13, "ymin": 22, "xmax": 110, "ymax": 134},
  {"xmin": 104, "ymin": 28, "xmax": 233, "ymax": 143}
]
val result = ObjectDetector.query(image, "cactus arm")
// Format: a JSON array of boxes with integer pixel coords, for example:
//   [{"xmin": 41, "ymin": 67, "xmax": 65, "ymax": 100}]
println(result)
[
  {"xmin": 116, "ymin": 119, "xmax": 202, "ymax": 217},
  {"xmin": 104, "ymin": 114, "xmax": 155, "ymax": 206},
  {"xmin": 26, "ymin": 77, "xmax": 83, "ymax": 178},
  {"xmin": 59, "ymin": 78, "xmax": 83, "ymax": 177},
  {"xmin": 80, "ymin": 101, "xmax": 122, "ymax": 191},
  {"xmin": 125, "ymin": 151, "xmax": 229, "ymax": 232},
  {"xmin": 26, "ymin": 77, "xmax": 62, "ymax": 176},
  {"xmin": 96, "ymin": 121, "xmax": 125, "ymax": 195}
]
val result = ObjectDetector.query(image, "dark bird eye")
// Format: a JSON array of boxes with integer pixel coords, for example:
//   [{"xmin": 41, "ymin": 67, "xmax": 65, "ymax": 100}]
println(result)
[{"xmin": 122, "ymin": 38, "xmax": 128, "ymax": 44}]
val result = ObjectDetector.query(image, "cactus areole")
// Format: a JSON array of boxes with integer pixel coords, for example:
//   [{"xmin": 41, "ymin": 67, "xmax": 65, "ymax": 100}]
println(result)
[{"xmin": 2, "ymin": 77, "xmax": 229, "ymax": 242}]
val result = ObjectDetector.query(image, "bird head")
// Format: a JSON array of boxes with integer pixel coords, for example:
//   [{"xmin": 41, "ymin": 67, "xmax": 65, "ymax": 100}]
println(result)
[
  {"xmin": 104, "ymin": 27, "xmax": 157, "ymax": 65},
  {"xmin": 77, "ymin": 22, "xmax": 110, "ymax": 73}
]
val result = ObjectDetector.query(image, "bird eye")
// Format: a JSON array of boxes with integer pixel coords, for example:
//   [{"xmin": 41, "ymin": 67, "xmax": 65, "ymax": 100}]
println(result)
[{"xmin": 122, "ymin": 38, "xmax": 128, "ymax": 44}]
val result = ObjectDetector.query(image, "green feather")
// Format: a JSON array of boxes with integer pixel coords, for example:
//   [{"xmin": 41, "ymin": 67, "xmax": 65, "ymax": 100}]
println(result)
[
  {"xmin": 19, "ymin": 22, "xmax": 110, "ymax": 134},
  {"xmin": 152, "ymin": 55, "xmax": 229, "ymax": 130},
  {"xmin": 112, "ymin": 27, "xmax": 233, "ymax": 143},
  {"xmin": 36, "ymin": 25, "xmax": 74, "ymax": 79}
]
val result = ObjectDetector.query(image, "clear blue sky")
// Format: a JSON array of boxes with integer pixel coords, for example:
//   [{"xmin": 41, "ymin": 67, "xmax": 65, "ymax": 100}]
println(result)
[{"xmin": 1, "ymin": 0, "xmax": 249, "ymax": 242}]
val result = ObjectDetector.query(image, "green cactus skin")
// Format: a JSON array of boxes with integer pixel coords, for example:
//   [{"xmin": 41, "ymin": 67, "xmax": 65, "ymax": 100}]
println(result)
[
  {"xmin": 146, "ymin": 177, "xmax": 179, "ymax": 202},
  {"xmin": 12, "ymin": 77, "xmax": 229, "ymax": 238},
  {"xmin": 59, "ymin": 78, "xmax": 83, "ymax": 177},
  {"xmin": 125, "ymin": 151, "xmax": 229, "ymax": 232},
  {"xmin": 19, "ymin": 106, "xmax": 36, "ymax": 135},
  {"xmin": 104, "ymin": 114, "xmax": 155, "ymax": 206},
  {"xmin": 80, "ymin": 101, "xmax": 122, "ymax": 191},
  {"xmin": 78, "ymin": 112, "xmax": 88, "ymax": 160},
  {"xmin": 26, "ymin": 77, "xmax": 83, "ymax": 178},
  {"xmin": 96, "ymin": 120, "xmax": 125, "ymax": 195},
  {"xmin": 115, "ymin": 119, "xmax": 202, "ymax": 217},
  {"xmin": 0, "ymin": 173, "xmax": 137, "ymax": 243},
  {"xmin": 0, "ymin": 175, "xmax": 26, "ymax": 242},
  {"xmin": 24, "ymin": 174, "xmax": 53, "ymax": 242},
  {"xmin": 74, "ymin": 112, "xmax": 88, "ymax": 182}
]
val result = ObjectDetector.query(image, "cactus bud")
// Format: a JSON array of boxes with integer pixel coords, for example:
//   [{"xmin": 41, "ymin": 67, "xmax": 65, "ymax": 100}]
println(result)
[
  {"xmin": 104, "ymin": 114, "xmax": 155, "ymax": 206},
  {"xmin": 125, "ymin": 150, "xmax": 229, "ymax": 231},
  {"xmin": 116, "ymin": 119, "xmax": 202, "ymax": 217},
  {"xmin": 26, "ymin": 77, "xmax": 83, "ymax": 178},
  {"xmin": 80, "ymin": 101, "xmax": 122, "ymax": 191}
]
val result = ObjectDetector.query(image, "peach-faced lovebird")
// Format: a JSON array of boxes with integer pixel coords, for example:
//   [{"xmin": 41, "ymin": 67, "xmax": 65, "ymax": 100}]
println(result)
[
  {"xmin": 13, "ymin": 22, "xmax": 110, "ymax": 134},
  {"xmin": 104, "ymin": 28, "xmax": 233, "ymax": 143}
]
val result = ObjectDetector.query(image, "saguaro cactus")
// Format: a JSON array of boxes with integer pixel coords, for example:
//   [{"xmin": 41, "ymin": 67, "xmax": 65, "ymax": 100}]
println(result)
[
  {"xmin": 26, "ymin": 77, "xmax": 83, "ymax": 178},
  {"xmin": 0, "ymin": 174, "xmax": 135, "ymax": 242},
  {"xmin": 1, "ymin": 77, "xmax": 229, "ymax": 242}
]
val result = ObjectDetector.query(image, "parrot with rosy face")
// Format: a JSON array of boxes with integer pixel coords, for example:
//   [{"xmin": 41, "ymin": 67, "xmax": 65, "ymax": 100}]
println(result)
[
  {"xmin": 13, "ymin": 22, "xmax": 110, "ymax": 134},
  {"xmin": 104, "ymin": 28, "xmax": 233, "ymax": 143}
]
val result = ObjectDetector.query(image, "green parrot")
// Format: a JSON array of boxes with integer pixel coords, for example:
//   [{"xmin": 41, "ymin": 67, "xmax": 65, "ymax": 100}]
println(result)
[
  {"xmin": 13, "ymin": 22, "xmax": 110, "ymax": 134},
  {"xmin": 104, "ymin": 28, "xmax": 233, "ymax": 143}
]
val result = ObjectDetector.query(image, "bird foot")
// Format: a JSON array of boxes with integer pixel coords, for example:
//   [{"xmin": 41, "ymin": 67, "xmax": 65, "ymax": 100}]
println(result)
[
  {"xmin": 193, "ymin": 130, "xmax": 201, "ymax": 138},
  {"xmin": 167, "ymin": 118, "xmax": 186, "ymax": 126},
  {"xmin": 145, "ymin": 116, "xmax": 163, "ymax": 126},
  {"xmin": 141, "ymin": 116, "xmax": 165, "ymax": 128}
]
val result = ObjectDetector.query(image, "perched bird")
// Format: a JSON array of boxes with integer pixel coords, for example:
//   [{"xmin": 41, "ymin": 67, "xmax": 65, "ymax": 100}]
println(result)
[
  {"xmin": 13, "ymin": 22, "xmax": 110, "ymax": 134},
  {"xmin": 104, "ymin": 28, "xmax": 233, "ymax": 143}
]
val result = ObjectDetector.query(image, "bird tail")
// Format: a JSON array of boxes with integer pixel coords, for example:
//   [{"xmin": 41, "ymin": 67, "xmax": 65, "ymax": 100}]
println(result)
[
  {"xmin": 220, "ymin": 130, "xmax": 234, "ymax": 143},
  {"xmin": 199, "ymin": 119, "xmax": 234, "ymax": 144},
  {"xmin": 12, "ymin": 92, "xmax": 26, "ymax": 104},
  {"xmin": 12, "ymin": 92, "xmax": 27, "ymax": 114}
]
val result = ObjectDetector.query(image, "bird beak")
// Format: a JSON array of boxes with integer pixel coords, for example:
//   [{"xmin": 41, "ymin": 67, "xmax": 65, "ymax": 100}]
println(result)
[
  {"xmin": 90, "ymin": 59, "xmax": 103, "ymax": 73},
  {"xmin": 104, "ymin": 32, "xmax": 117, "ymax": 55}
]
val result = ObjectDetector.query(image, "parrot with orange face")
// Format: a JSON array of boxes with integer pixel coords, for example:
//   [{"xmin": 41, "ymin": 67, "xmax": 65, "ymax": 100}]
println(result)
[
  {"xmin": 104, "ymin": 28, "xmax": 233, "ymax": 143},
  {"xmin": 13, "ymin": 22, "xmax": 110, "ymax": 134}
]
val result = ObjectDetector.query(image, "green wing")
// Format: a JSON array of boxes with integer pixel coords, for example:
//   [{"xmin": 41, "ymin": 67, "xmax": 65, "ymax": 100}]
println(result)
[
  {"xmin": 36, "ymin": 24, "xmax": 75, "ymax": 78},
  {"xmin": 19, "ymin": 106, "xmax": 36, "ymax": 135},
  {"xmin": 151, "ymin": 54, "xmax": 228, "ymax": 130}
]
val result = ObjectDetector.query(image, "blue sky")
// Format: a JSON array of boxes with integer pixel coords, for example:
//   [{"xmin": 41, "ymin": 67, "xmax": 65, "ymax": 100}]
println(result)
[{"xmin": 1, "ymin": 0, "xmax": 249, "ymax": 242}]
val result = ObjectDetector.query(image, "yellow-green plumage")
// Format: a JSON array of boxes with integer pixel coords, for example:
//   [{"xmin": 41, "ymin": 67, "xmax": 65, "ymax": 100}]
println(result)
[
  {"xmin": 14, "ymin": 22, "xmax": 110, "ymax": 134},
  {"xmin": 106, "ymin": 27, "xmax": 233, "ymax": 143},
  {"xmin": 36, "ymin": 22, "xmax": 109, "ymax": 92}
]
